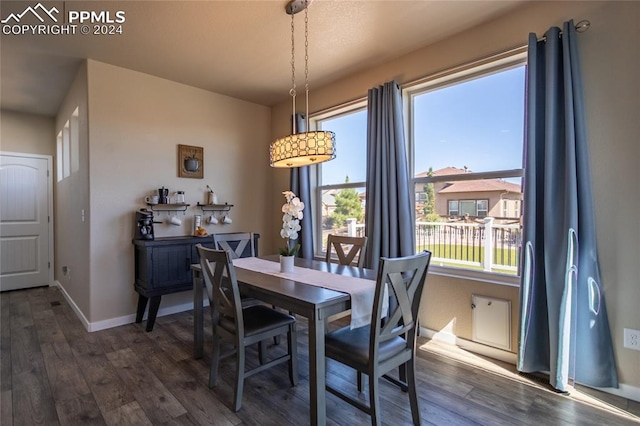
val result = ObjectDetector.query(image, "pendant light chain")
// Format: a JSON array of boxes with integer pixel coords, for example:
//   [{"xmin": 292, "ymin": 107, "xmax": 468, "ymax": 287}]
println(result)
[
  {"xmin": 304, "ymin": 2, "xmax": 310, "ymax": 133},
  {"xmin": 290, "ymin": 11, "xmax": 297, "ymax": 134},
  {"xmin": 269, "ymin": 0, "xmax": 336, "ymax": 168}
]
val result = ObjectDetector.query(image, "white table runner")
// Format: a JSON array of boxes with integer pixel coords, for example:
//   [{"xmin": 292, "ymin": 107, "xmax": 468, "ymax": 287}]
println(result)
[{"xmin": 232, "ymin": 257, "xmax": 385, "ymax": 329}]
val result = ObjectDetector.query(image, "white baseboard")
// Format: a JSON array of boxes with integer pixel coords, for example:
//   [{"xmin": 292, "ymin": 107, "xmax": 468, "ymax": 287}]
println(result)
[
  {"xmin": 54, "ymin": 281, "xmax": 91, "ymax": 331},
  {"xmin": 584, "ymin": 383, "xmax": 640, "ymax": 404},
  {"xmin": 88, "ymin": 300, "xmax": 209, "ymax": 332},
  {"xmin": 420, "ymin": 326, "xmax": 517, "ymax": 364},
  {"xmin": 53, "ymin": 281, "xmax": 208, "ymax": 332},
  {"xmin": 420, "ymin": 326, "xmax": 640, "ymax": 403}
]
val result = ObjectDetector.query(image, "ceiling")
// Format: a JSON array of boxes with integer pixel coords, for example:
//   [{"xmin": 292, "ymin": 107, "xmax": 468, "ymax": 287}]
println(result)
[{"xmin": 1, "ymin": 0, "xmax": 527, "ymax": 117}]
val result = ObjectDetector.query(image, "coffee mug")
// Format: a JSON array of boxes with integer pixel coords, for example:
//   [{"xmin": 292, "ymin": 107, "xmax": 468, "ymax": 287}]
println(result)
[
  {"xmin": 207, "ymin": 215, "xmax": 218, "ymax": 225},
  {"xmin": 168, "ymin": 216, "xmax": 182, "ymax": 226},
  {"xmin": 145, "ymin": 195, "xmax": 159, "ymax": 204},
  {"xmin": 222, "ymin": 215, "xmax": 232, "ymax": 225}
]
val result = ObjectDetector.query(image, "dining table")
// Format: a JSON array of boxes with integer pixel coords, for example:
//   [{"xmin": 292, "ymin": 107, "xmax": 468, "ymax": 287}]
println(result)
[{"xmin": 191, "ymin": 254, "xmax": 378, "ymax": 426}]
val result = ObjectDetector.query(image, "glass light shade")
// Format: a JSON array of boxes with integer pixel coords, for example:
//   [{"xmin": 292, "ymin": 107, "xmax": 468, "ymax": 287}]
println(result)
[{"xmin": 270, "ymin": 130, "xmax": 336, "ymax": 168}]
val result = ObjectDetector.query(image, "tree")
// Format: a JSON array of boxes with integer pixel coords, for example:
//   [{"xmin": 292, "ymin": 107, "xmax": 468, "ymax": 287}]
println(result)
[
  {"xmin": 422, "ymin": 167, "xmax": 440, "ymax": 222},
  {"xmin": 327, "ymin": 176, "xmax": 364, "ymax": 229}
]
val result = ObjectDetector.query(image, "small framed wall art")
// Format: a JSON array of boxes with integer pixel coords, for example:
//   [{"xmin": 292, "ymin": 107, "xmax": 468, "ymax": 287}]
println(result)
[{"xmin": 178, "ymin": 144, "xmax": 204, "ymax": 179}]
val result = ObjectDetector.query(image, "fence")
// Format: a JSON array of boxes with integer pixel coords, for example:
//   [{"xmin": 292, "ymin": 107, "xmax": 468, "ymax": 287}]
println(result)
[{"xmin": 346, "ymin": 217, "xmax": 521, "ymax": 274}]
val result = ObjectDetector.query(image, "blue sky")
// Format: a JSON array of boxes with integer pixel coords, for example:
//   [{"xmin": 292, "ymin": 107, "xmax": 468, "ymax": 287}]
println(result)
[{"xmin": 319, "ymin": 65, "xmax": 526, "ymax": 186}]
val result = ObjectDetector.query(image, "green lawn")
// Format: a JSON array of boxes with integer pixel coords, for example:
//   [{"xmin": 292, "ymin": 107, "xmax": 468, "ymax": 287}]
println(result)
[{"xmin": 417, "ymin": 243, "xmax": 519, "ymax": 275}]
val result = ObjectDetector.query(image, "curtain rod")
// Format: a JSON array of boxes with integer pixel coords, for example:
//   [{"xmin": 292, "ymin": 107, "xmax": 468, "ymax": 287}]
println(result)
[
  {"xmin": 538, "ymin": 19, "xmax": 591, "ymax": 41},
  {"xmin": 311, "ymin": 19, "xmax": 591, "ymax": 118}
]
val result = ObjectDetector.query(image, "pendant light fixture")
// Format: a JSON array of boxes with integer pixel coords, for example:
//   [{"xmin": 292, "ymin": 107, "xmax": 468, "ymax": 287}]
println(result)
[{"xmin": 270, "ymin": 0, "xmax": 336, "ymax": 168}]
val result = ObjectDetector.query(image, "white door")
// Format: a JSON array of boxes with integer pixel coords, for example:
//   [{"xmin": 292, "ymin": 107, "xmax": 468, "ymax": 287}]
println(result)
[{"xmin": 0, "ymin": 154, "xmax": 52, "ymax": 291}]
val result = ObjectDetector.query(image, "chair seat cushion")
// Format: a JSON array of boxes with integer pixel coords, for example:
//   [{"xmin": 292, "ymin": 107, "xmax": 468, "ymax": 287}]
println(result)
[
  {"xmin": 219, "ymin": 305, "xmax": 295, "ymax": 337},
  {"xmin": 325, "ymin": 325, "xmax": 406, "ymax": 371}
]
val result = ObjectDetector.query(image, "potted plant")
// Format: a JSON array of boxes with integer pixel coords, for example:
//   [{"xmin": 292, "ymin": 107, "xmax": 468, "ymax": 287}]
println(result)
[{"xmin": 279, "ymin": 190, "xmax": 304, "ymax": 272}]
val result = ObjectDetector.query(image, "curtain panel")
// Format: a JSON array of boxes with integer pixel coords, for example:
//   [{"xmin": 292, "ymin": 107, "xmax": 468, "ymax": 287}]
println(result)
[
  {"xmin": 518, "ymin": 21, "xmax": 618, "ymax": 392},
  {"xmin": 289, "ymin": 113, "xmax": 314, "ymax": 259},
  {"xmin": 364, "ymin": 81, "xmax": 415, "ymax": 271}
]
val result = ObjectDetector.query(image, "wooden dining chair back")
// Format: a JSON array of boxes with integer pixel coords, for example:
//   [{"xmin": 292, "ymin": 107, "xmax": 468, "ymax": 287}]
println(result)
[
  {"xmin": 196, "ymin": 244, "xmax": 298, "ymax": 412},
  {"xmin": 324, "ymin": 251, "xmax": 432, "ymax": 425},
  {"xmin": 212, "ymin": 232, "xmax": 262, "ymax": 308},
  {"xmin": 325, "ymin": 234, "xmax": 368, "ymax": 267},
  {"xmin": 325, "ymin": 234, "xmax": 368, "ymax": 328},
  {"xmin": 213, "ymin": 232, "xmax": 256, "ymax": 259}
]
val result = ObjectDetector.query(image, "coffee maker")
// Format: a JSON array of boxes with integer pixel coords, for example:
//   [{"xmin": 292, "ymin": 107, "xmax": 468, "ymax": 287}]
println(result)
[
  {"xmin": 135, "ymin": 209, "xmax": 156, "ymax": 240},
  {"xmin": 158, "ymin": 186, "xmax": 169, "ymax": 204}
]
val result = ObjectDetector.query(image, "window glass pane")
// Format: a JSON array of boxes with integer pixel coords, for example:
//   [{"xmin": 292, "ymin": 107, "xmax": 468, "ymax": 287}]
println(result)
[
  {"xmin": 320, "ymin": 186, "xmax": 366, "ymax": 251},
  {"xmin": 460, "ymin": 200, "xmax": 476, "ymax": 216},
  {"xmin": 414, "ymin": 67, "xmax": 525, "ymax": 175},
  {"xmin": 412, "ymin": 63, "xmax": 525, "ymax": 277},
  {"xmin": 448, "ymin": 200, "xmax": 458, "ymax": 216},
  {"xmin": 477, "ymin": 199, "xmax": 488, "ymax": 217},
  {"xmin": 56, "ymin": 132, "xmax": 63, "ymax": 182},
  {"xmin": 318, "ymin": 110, "xmax": 367, "ymax": 185},
  {"xmin": 62, "ymin": 121, "xmax": 70, "ymax": 178}
]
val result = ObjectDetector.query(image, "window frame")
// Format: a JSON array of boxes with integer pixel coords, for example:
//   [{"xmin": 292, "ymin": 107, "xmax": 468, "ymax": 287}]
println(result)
[
  {"xmin": 308, "ymin": 49, "xmax": 526, "ymax": 286},
  {"xmin": 405, "ymin": 50, "xmax": 527, "ymax": 285},
  {"xmin": 477, "ymin": 199, "xmax": 489, "ymax": 217},
  {"xmin": 448, "ymin": 200, "xmax": 459, "ymax": 217},
  {"xmin": 311, "ymin": 101, "xmax": 368, "ymax": 259}
]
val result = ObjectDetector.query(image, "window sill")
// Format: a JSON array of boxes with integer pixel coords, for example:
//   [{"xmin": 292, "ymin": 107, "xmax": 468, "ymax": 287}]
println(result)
[
  {"xmin": 313, "ymin": 256, "xmax": 520, "ymax": 287},
  {"xmin": 428, "ymin": 265, "xmax": 520, "ymax": 287}
]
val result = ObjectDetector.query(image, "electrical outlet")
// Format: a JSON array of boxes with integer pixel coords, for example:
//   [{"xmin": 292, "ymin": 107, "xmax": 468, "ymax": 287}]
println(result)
[{"xmin": 623, "ymin": 328, "xmax": 640, "ymax": 351}]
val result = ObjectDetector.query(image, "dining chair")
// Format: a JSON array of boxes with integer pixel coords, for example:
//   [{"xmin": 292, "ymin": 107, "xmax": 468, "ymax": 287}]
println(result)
[
  {"xmin": 325, "ymin": 234, "xmax": 368, "ymax": 268},
  {"xmin": 324, "ymin": 251, "xmax": 432, "ymax": 426},
  {"xmin": 212, "ymin": 232, "xmax": 264, "ymax": 307},
  {"xmin": 213, "ymin": 232, "xmax": 256, "ymax": 259},
  {"xmin": 214, "ymin": 231, "xmax": 287, "ymax": 345},
  {"xmin": 196, "ymin": 245, "xmax": 298, "ymax": 412},
  {"xmin": 325, "ymin": 234, "xmax": 368, "ymax": 328}
]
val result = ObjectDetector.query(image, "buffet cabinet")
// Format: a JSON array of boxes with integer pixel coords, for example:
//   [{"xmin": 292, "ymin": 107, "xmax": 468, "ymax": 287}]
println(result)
[{"xmin": 132, "ymin": 234, "xmax": 259, "ymax": 331}]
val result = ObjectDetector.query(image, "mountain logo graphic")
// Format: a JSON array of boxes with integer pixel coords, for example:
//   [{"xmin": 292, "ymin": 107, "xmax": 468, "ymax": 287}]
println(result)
[{"xmin": 1, "ymin": 3, "xmax": 59, "ymax": 24}]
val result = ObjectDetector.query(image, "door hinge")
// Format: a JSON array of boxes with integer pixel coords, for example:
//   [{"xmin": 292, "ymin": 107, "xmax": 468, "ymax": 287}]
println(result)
[
  {"xmin": 48, "ymin": 216, "xmax": 50, "ymax": 223},
  {"xmin": 47, "ymin": 170, "xmax": 50, "ymax": 177},
  {"xmin": 48, "ymin": 262, "xmax": 51, "ymax": 269}
]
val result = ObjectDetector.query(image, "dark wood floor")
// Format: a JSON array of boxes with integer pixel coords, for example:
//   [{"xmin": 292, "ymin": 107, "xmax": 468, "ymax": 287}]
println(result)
[{"xmin": 1, "ymin": 286, "xmax": 639, "ymax": 425}]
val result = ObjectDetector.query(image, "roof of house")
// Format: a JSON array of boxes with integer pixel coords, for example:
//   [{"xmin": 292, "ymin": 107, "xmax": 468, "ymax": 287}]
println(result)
[
  {"xmin": 416, "ymin": 167, "xmax": 521, "ymax": 194},
  {"xmin": 438, "ymin": 179, "xmax": 522, "ymax": 194},
  {"xmin": 415, "ymin": 166, "xmax": 469, "ymax": 178}
]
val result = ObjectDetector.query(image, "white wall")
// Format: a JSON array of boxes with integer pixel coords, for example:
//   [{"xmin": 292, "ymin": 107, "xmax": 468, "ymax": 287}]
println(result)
[
  {"xmin": 270, "ymin": 1, "xmax": 640, "ymax": 398},
  {"xmin": 0, "ymin": 110, "xmax": 55, "ymax": 156},
  {"xmin": 86, "ymin": 60, "xmax": 272, "ymax": 323},
  {"xmin": 55, "ymin": 63, "xmax": 91, "ymax": 318}
]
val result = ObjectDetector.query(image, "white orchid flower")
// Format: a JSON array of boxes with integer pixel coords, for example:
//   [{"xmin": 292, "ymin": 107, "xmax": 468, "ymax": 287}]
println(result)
[{"xmin": 279, "ymin": 190, "xmax": 305, "ymax": 256}]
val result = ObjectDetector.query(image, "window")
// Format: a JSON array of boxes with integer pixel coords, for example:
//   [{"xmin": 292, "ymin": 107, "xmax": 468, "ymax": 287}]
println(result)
[
  {"xmin": 56, "ymin": 131, "xmax": 63, "ymax": 182},
  {"xmin": 62, "ymin": 120, "xmax": 70, "ymax": 178},
  {"xmin": 311, "ymin": 52, "xmax": 525, "ymax": 281},
  {"xmin": 408, "ymin": 52, "xmax": 526, "ymax": 277},
  {"xmin": 477, "ymin": 200, "xmax": 488, "ymax": 217},
  {"xmin": 313, "ymin": 106, "xmax": 367, "ymax": 256},
  {"xmin": 56, "ymin": 106, "xmax": 79, "ymax": 182},
  {"xmin": 448, "ymin": 200, "xmax": 459, "ymax": 216}
]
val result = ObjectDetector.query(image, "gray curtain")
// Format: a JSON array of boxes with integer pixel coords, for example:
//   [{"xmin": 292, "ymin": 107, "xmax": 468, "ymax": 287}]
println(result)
[
  {"xmin": 364, "ymin": 81, "xmax": 414, "ymax": 271},
  {"xmin": 289, "ymin": 113, "xmax": 314, "ymax": 259},
  {"xmin": 518, "ymin": 21, "xmax": 618, "ymax": 392}
]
